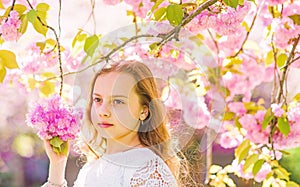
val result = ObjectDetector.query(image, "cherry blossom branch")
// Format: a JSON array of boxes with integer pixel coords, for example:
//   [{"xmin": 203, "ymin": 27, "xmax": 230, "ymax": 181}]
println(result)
[
  {"xmin": 207, "ymin": 28, "xmax": 220, "ymax": 64},
  {"xmin": 43, "ymin": 0, "xmax": 219, "ymax": 81},
  {"xmin": 26, "ymin": 0, "xmax": 64, "ymax": 96},
  {"xmin": 230, "ymin": 4, "xmax": 260, "ymax": 58},
  {"xmin": 276, "ymin": 34, "xmax": 300, "ymax": 103}
]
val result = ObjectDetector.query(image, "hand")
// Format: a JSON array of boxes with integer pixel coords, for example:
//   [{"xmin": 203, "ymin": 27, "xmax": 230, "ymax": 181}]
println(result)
[
  {"xmin": 44, "ymin": 139, "xmax": 69, "ymax": 164},
  {"xmin": 44, "ymin": 140, "xmax": 68, "ymax": 185}
]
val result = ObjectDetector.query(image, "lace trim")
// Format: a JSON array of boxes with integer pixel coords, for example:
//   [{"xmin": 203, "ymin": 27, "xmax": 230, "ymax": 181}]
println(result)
[{"xmin": 130, "ymin": 157, "xmax": 176, "ymax": 187}]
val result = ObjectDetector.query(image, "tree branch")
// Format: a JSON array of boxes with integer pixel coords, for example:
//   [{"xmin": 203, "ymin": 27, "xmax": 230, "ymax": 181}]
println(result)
[
  {"xmin": 26, "ymin": 0, "xmax": 64, "ymax": 96},
  {"xmin": 42, "ymin": 0, "xmax": 218, "ymax": 82},
  {"xmin": 276, "ymin": 34, "xmax": 300, "ymax": 103}
]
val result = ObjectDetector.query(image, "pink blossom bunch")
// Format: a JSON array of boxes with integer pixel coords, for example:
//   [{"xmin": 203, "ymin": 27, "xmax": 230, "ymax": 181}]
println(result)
[
  {"xmin": 0, "ymin": 11, "xmax": 22, "ymax": 41},
  {"xmin": 266, "ymin": 0, "xmax": 286, "ymax": 6},
  {"xmin": 223, "ymin": 54, "xmax": 268, "ymax": 102},
  {"xmin": 232, "ymin": 159, "xmax": 272, "ymax": 183},
  {"xmin": 273, "ymin": 104, "xmax": 300, "ymax": 149},
  {"xmin": 182, "ymin": 94, "xmax": 210, "ymax": 129},
  {"xmin": 102, "ymin": 0, "xmax": 120, "ymax": 5},
  {"xmin": 187, "ymin": 2, "xmax": 250, "ymax": 36},
  {"xmin": 219, "ymin": 125, "xmax": 244, "ymax": 149},
  {"xmin": 62, "ymin": 49, "xmax": 85, "ymax": 71},
  {"xmin": 124, "ymin": 0, "xmax": 154, "ymax": 18},
  {"xmin": 272, "ymin": 17, "xmax": 300, "ymax": 49},
  {"xmin": 26, "ymin": 94, "xmax": 83, "ymax": 141},
  {"xmin": 21, "ymin": 43, "xmax": 58, "ymax": 73},
  {"xmin": 271, "ymin": 103, "xmax": 284, "ymax": 117},
  {"xmin": 239, "ymin": 112, "xmax": 270, "ymax": 145}
]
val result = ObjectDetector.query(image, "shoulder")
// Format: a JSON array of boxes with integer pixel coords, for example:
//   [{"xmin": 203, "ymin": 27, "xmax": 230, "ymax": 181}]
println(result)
[{"xmin": 130, "ymin": 151, "xmax": 178, "ymax": 187}]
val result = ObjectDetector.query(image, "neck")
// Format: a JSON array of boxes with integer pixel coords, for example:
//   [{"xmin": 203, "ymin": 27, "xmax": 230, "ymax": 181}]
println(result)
[{"xmin": 105, "ymin": 132, "xmax": 143, "ymax": 154}]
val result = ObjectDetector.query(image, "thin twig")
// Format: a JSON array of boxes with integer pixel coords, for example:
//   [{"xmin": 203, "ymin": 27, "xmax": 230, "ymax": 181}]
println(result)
[
  {"xmin": 276, "ymin": 34, "xmax": 300, "ymax": 103},
  {"xmin": 230, "ymin": 5, "xmax": 259, "ymax": 58},
  {"xmin": 207, "ymin": 28, "xmax": 220, "ymax": 64},
  {"xmin": 58, "ymin": 0, "xmax": 62, "ymax": 38},
  {"xmin": 26, "ymin": 0, "xmax": 64, "ymax": 96}
]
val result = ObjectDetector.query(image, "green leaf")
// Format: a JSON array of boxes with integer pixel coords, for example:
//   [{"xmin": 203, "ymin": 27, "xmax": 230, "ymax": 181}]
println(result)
[
  {"xmin": 27, "ymin": 10, "xmax": 37, "ymax": 23},
  {"xmin": 60, "ymin": 141, "xmax": 69, "ymax": 156},
  {"xmin": 151, "ymin": 0, "xmax": 165, "ymax": 12},
  {"xmin": 49, "ymin": 136, "xmax": 64, "ymax": 148},
  {"xmin": 149, "ymin": 42, "xmax": 159, "ymax": 50},
  {"xmin": 238, "ymin": 0, "xmax": 245, "ymax": 5},
  {"xmin": 235, "ymin": 139, "xmax": 251, "ymax": 163},
  {"xmin": 223, "ymin": 111, "xmax": 235, "ymax": 120},
  {"xmin": 289, "ymin": 14, "xmax": 300, "ymax": 25},
  {"xmin": 293, "ymin": 93, "xmax": 300, "ymax": 102},
  {"xmin": 243, "ymin": 154, "xmax": 259, "ymax": 172},
  {"xmin": 277, "ymin": 53, "xmax": 287, "ymax": 68},
  {"xmin": 36, "ymin": 3, "xmax": 50, "ymax": 12},
  {"xmin": 0, "ymin": 50, "xmax": 19, "ymax": 69},
  {"xmin": 84, "ymin": 35, "xmax": 99, "ymax": 57},
  {"xmin": 241, "ymin": 21, "xmax": 250, "ymax": 32},
  {"xmin": 0, "ymin": 1, "xmax": 4, "ymax": 9},
  {"xmin": 287, "ymin": 181, "xmax": 300, "ymax": 187},
  {"xmin": 0, "ymin": 65, "xmax": 6, "ymax": 83},
  {"xmin": 252, "ymin": 159, "xmax": 265, "ymax": 176},
  {"xmin": 72, "ymin": 30, "xmax": 87, "ymax": 48},
  {"xmin": 262, "ymin": 108, "xmax": 273, "ymax": 130},
  {"xmin": 4, "ymin": 4, "xmax": 27, "ymax": 17},
  {"xmin": 153, "ymin": 7, "xmax": 166, "ymax": 21},
  {"xmin": 40, "ymin": 81, "xmax": 55, "ymax": 96},
  {"xmin": 33, "ymin": 18, "xmax": 48, "ymax": 36},
  {"xmin": 223, "ymin": 0, "xmax": 239, "ymax": 8},
  {"xmin": 274, "ymin": 166, "xmax": 290, "ymax": 181},
  {"xmin": 166, "ymin": 4, "xmax": 183, "ymax": 26},
  {"xmin": 19, "ymin": 14, "xmax": 28, "ymax": 34},
  {"xmin": 266, "ymin": 50, "xmax": 274, "ymax": 65},
  {"xmin": 278, "ymin": 117, "xmax": 290, "ymax": 136}
]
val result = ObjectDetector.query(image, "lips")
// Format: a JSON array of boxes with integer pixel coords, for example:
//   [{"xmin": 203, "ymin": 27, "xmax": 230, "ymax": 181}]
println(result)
[{"xmin": 98, "ymin": 123, "xmax": 113, "ymax": 128}]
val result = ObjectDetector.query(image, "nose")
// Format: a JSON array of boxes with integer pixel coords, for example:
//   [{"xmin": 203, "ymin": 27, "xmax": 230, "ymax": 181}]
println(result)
[{"xmin": 97, "ymin": 103, "xmax": 111, "ymax": 118}]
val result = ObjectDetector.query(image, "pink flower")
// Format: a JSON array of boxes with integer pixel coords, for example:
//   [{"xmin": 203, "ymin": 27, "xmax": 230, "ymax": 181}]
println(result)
[
  {"xmin": 271, "ymin": 103, "xmax": 284, "ymax": 117},
  {"xmin": 239, "ymin": 114, "xmax": 269, "ymax": 144},
  {"xmin": 254, "ymin": 163, "xmax": 272, "ymax": 182},
  {"xmin": 103, "ymin": 0, "xmax": 120, "ymax": 5},
  {"xmin": 219, "ymin": 129, "xmax": 243, "ymax": 149},
  {"xmin": 228, "ymin": 102, "xmax": 246, "ymax": 116},
  {"xmin": 26, "ymin": 94, "xmax": 83, "ymax": 141},
  {"xmin": 0, "ymin": 11, "xmax": 22, "ymax": 41},
  {"xmin": 272, "ymin": 17, "xmax": 300, "ymax": 49}
]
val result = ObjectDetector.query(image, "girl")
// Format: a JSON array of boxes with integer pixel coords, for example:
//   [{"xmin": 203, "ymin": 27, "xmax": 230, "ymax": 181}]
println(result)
[{"xmin": 42, "ymin": 61, "xmax": 192, "ymax": 187}]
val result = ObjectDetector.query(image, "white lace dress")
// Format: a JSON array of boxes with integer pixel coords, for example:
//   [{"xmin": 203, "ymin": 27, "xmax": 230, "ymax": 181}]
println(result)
[{"xmin": 73, "ymin": 148, "xmax": 177, "ymax": 187}]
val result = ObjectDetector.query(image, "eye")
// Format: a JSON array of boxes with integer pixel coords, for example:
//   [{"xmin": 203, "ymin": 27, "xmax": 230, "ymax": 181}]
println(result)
[
  {"xmin": 93, "ymin": 97, "xmax": 102, "ymax": 103},
  {"xmin": 112, "ymin": 99, "xmax": 124, "ymax": 105}
]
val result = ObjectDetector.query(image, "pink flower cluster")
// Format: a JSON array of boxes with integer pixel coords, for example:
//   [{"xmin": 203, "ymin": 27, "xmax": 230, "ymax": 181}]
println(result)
[
  {"xmin": 102, "ymin": 0, "xmax": 120, "ymax": 5},
  {"xmin": 26, "ymin": 94, "xmax": 83, "ymax": 141},
  {"xmin": 272, "ymin": 17, "xmax": 300, "ymax": 49},
  {"xmin": 0, "ymin": 11, "xmax": 22, "ymax": 41},
  {"xmin": 223, "ymin": 54, "xmax": 271, "ymax": 102},
  {"xmin": 238, "ymin": 111, "xmax": 270, "ymax": 145},
  {"xmin": 124, "ymin": 0, "xmax": 154, "ymax": 18},
  {"xmin": 273, "ymin": 104, "xmax": 300, "ymax": 149},
  {"xmin": 186, "ymin": 2, "xmax": 250, "ymax": 36},
  {"xmin": 232, "ymin": 159, "xmax": 272, "ymax": 183},
  {"xmin": 21, "ymin": 44, "xmax": 58, "ymax": 73}
]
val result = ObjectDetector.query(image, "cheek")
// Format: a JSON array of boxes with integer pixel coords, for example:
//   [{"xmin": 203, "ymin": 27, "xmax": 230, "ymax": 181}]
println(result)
[{"xmin": 113, "ymin": 106, "xmax": 140, "ymax": 126}]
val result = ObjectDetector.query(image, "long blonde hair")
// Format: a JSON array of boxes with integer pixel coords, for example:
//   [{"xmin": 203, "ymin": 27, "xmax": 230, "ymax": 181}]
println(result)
[{"xmin": 80, "ymin": 60, "xmax": 197, "ymax": 186}]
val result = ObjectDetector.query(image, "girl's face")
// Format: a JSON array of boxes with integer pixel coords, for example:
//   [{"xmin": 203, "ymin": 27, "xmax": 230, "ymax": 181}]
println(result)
[{"xmin": 91, "ymin": 72, "xmax": 145, "ymax": 141}]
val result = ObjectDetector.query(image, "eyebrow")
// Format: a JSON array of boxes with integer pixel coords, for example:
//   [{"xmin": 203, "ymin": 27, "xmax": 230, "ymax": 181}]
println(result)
[{"xmin": 93, "ymin": 93, "xmax": 128, "ymax": 98}]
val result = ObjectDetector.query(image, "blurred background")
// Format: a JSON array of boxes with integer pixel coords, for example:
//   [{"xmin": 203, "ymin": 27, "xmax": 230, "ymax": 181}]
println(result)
[{"xmin": 0, "ymin": 0, "xmax": 299, "ymax": 187}]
